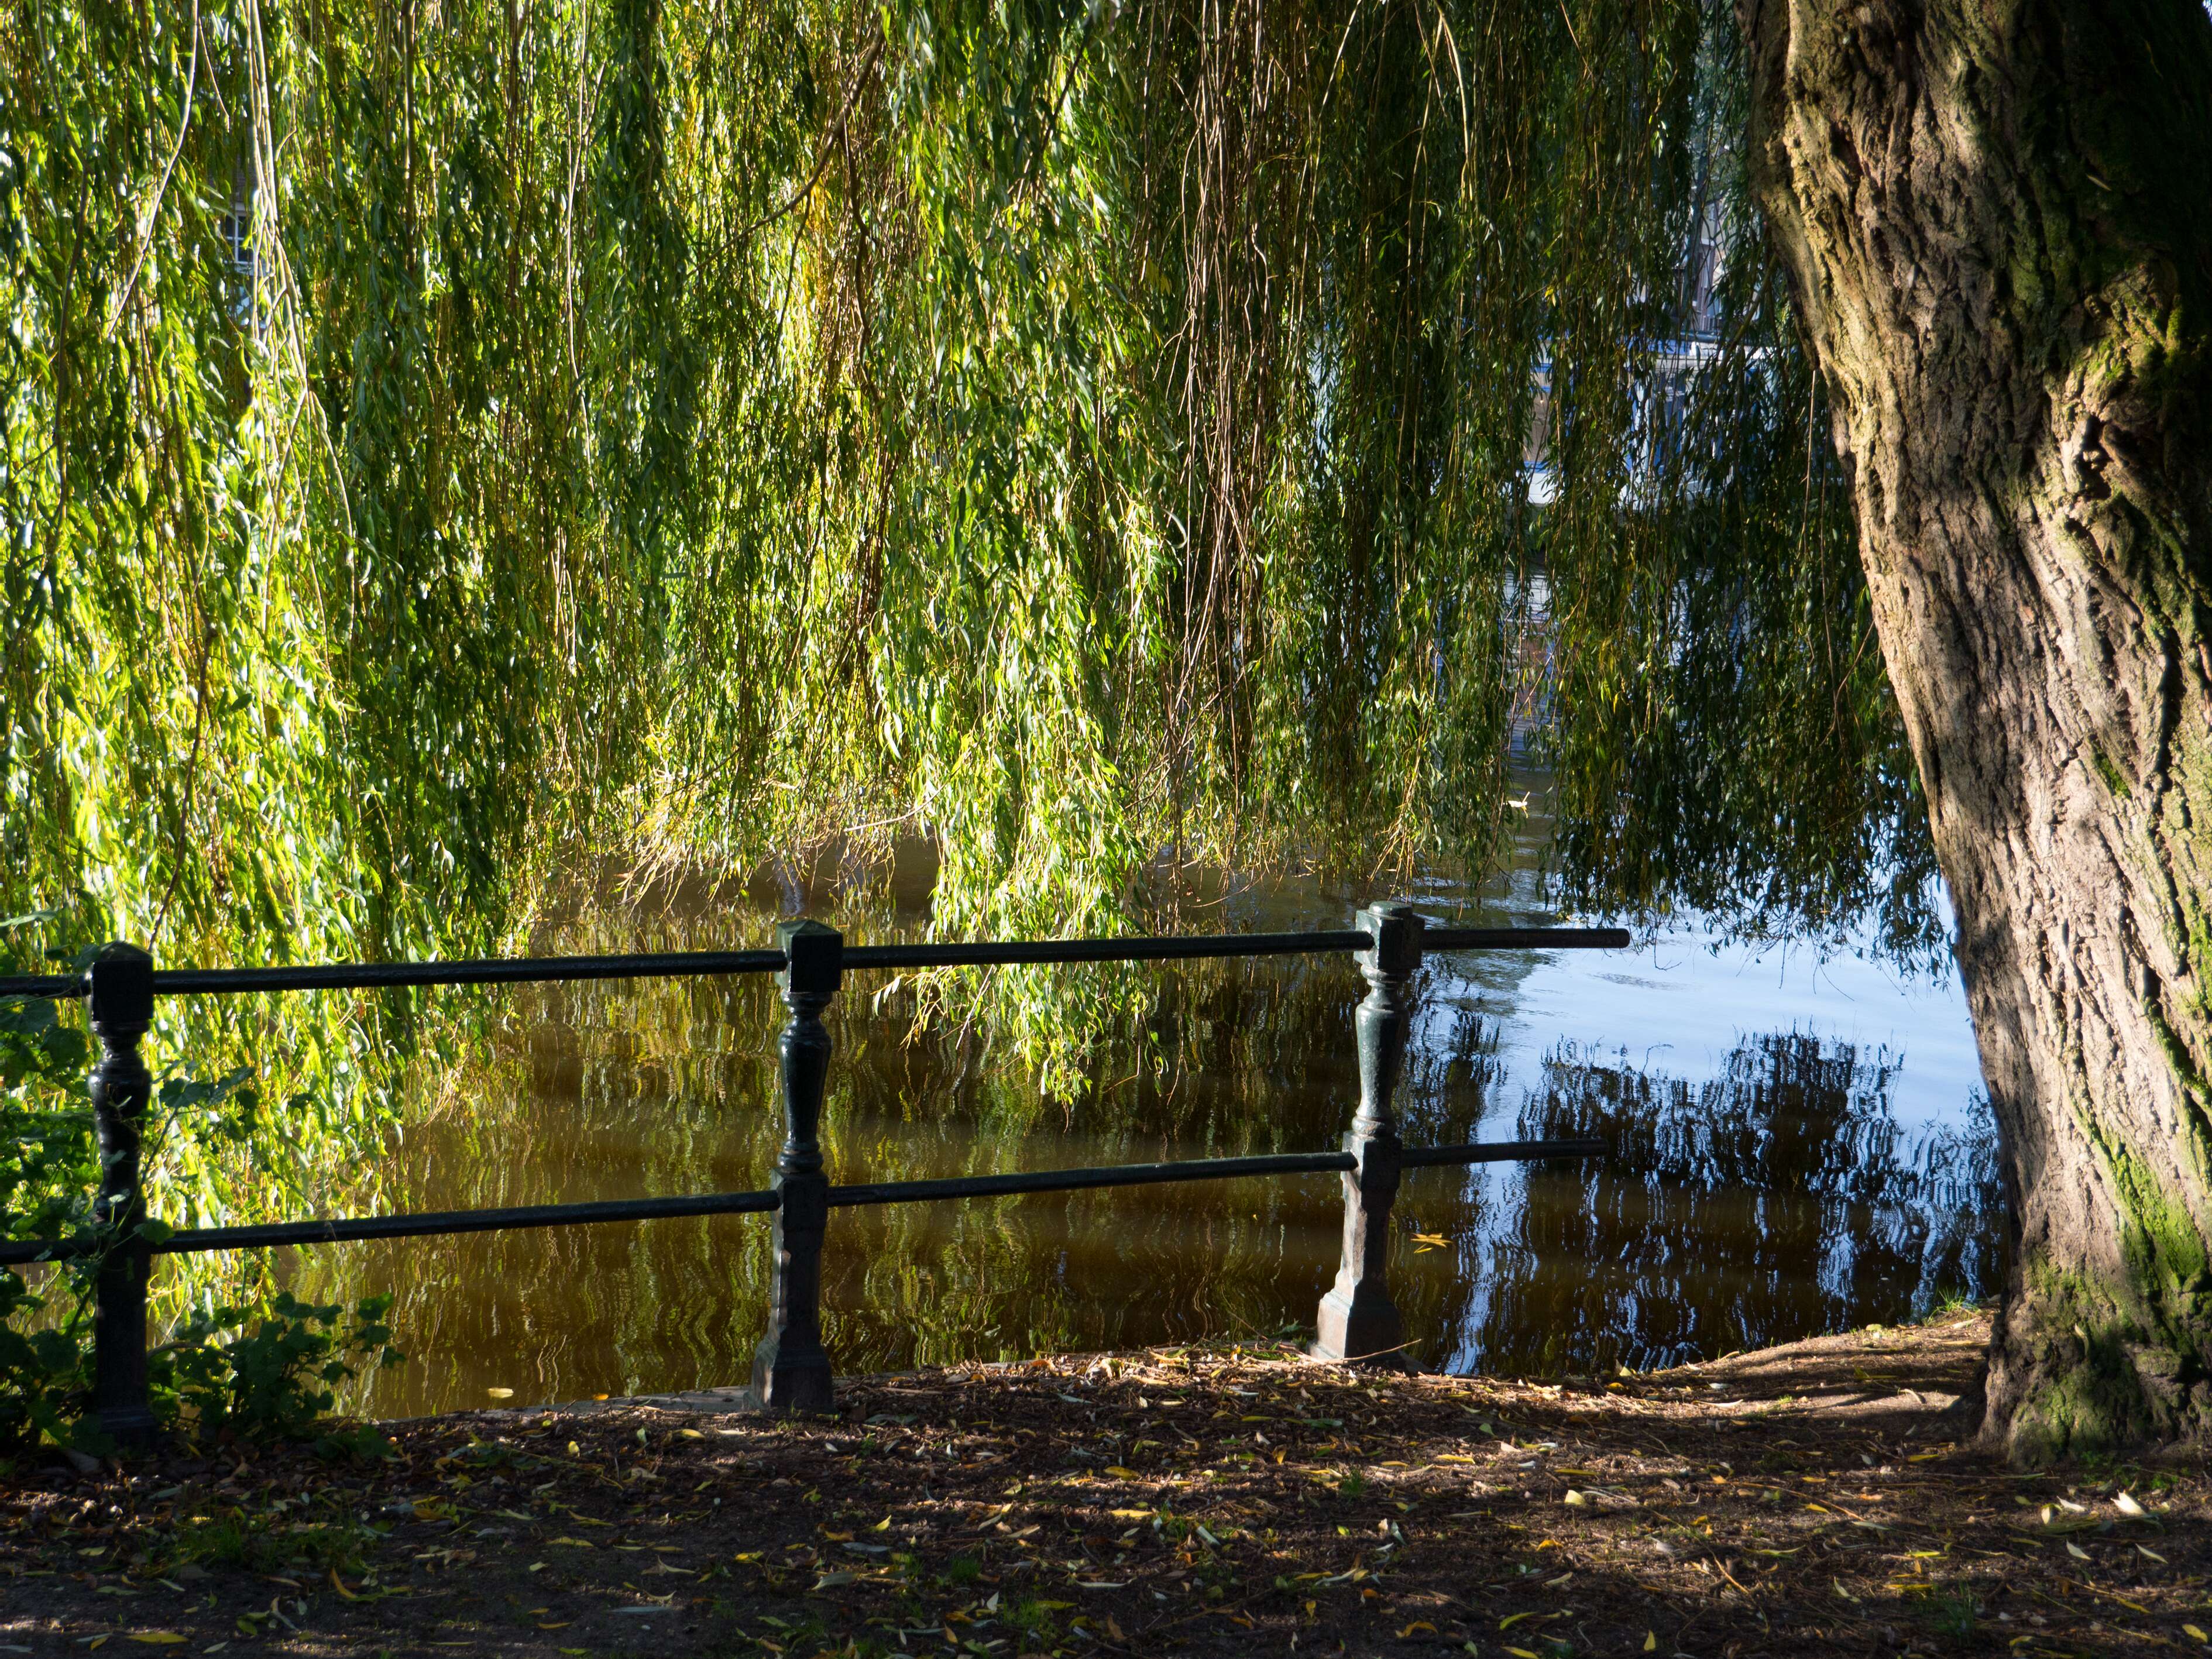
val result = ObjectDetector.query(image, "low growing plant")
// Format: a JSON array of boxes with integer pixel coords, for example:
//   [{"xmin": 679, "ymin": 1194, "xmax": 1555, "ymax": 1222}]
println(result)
[
  {"xmin": 1, "ymin": 934, "xmax": 104, "ymax": 1452},
  {"xmin": 159, "ymin": 1292, "xmax": 404, "ymax": 1447}
]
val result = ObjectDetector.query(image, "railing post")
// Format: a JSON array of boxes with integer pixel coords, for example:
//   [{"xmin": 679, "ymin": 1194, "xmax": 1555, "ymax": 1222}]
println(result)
[
  {"xmin": 752, "ymin": 918, "xmax": 841, "ymax": 1413},
  {"xmin": 88, "ymin": 942, "xmax": 157, "ymax": 1448},
  {"xmin": 1313, "ymin": 902, "xmax": 1423, "ymax": 1367}
]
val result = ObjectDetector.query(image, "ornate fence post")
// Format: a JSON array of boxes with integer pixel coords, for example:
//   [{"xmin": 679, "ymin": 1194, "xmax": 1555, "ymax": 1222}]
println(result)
[
  {"xmin": 89, "ymin": 942, "xmax": 157, "ymax": 1447},
  {"xmin": 1313, "ymin": 902, "xmax": 1424, "ymax": 1367},
  {"xmin": 752, "ymin": 918, "xmax": 841, "ymax": 1413}
]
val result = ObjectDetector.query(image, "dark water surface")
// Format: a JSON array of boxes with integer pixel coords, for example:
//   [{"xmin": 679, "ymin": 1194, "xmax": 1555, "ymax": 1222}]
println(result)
[{"xmin": 305, "ymin": 843, "xmax": 2000, "ymax": 1418}]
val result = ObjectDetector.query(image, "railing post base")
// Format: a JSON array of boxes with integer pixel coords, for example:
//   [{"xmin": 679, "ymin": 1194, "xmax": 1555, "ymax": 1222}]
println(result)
[
  {"xmin": 751, "ymin": 1171, "xmax": 833, "ymax": 1413},
  {"xmin": 1311, "ymin": 904, "xmax": 1421, "ymax": 1369},
  {"xmin": 750, "ymin": 919, "xmax": 841, "ymax": 1415},
  {"xmin": 1312, "ymin": 1136, "xmax": 1410, "ymax": 1366}
]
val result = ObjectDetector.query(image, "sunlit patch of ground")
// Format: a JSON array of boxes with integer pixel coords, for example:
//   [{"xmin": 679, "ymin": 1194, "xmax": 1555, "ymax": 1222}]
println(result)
[{"xmin": 4, "ymin": 1310, "xmax": 2206, "ymax": 1657}]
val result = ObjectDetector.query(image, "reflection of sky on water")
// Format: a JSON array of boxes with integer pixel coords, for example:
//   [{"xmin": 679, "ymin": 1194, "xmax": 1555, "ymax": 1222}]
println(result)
[
  {"xmin": 299, "ymin": 846, "xmax": 1998, "ymax": 1417},
  {"xmin": 1409, "ymin": 912, "xmax": 1994, "ymax": 1377},
  {"xmin": 1484, "ymin": 925, "xmax": 1983, "ymax": 1136}
]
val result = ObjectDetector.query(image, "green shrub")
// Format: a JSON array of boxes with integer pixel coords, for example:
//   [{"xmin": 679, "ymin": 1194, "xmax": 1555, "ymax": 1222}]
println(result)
[
  {"xmin": 159, "ymin": 1292, "xmax": 404, "ymax": 1445},
  {"xmin": 0, "ymin": 1266, "xmax": 96, "ymax": 1451}
]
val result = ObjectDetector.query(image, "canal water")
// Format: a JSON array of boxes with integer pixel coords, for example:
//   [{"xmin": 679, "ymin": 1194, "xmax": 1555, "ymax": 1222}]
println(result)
[{"xmin": 308, "ymin": 827, "xmax": 2000, "ymax": 1419}]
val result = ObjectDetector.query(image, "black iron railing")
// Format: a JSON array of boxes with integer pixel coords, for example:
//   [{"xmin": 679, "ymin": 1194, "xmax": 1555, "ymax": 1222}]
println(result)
[{"xmin": 0, "ymin": 906, "xmax": 1624, "ymax": 1441}]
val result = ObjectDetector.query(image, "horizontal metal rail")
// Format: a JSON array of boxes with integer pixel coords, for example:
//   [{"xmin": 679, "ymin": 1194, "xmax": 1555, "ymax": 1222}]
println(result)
[
  {"xmin": 0, "ymin": 950, "xmax": 786, "ymax": 1000},
  {"xmin": 154, "ymin": 948, "xmax": 790, "ymax": 997},
  {"xmin": 827, "ymin": 1150, "xmax": 1355, "ymax": 1206},
  {"xmin": 843, "ymin": 931, "xmax": 1368, "ymax": 970},
  {"xmin": 0, "ymin": 1139, "xmax": 1602, "ymax": 1265},
  {"xmin": 0, "ymin": 1188, "xmax": 785, "ymax": 1263},
  {"xmin": 0, "ymin": 925, "xmax": 1630, "ymax": 1002},
  {"xmin": 1426, "ymin": 928, "xmax": 1628, "ymax": 952},
  {"xmin": 0, "ymin": 970, "xmax": 83, "ymax": 999},
  {"xmin": 1401, "ymin": 1136, "xmax": 1605, "ymax": 1167}
]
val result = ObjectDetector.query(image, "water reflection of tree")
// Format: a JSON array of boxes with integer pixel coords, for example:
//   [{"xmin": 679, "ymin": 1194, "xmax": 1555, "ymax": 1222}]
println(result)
[
  {"xmin": 301, "ymin": 880, "xmax": 1993, "ymax": 1411},
  {"xmin": 318, "ymin": 905, "xmax": 1539, "ymax": 1406},
  {"xmin": 1467, "ymin": 1031, "xmax": 2001, "ymax": 1375}
]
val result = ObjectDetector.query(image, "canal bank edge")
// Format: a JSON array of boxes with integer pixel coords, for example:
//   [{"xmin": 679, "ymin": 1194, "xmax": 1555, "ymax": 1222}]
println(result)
[
  {"xmin": 15, "ymin": 1306, "xmax": 2211, "ymax": 1659},
  {"xmin": 478, "ymin": 1310, "xmax": 1993, "ymax": 1429}
]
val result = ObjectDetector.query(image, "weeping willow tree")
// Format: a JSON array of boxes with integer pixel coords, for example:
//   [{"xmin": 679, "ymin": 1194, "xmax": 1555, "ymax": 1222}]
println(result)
[
  {"xmin": 5, "ymin": 0, "xmax": 1949, "ymax": 1400},
  {"xmin": 1, "ymin": 0, "xmax": 1920, "ymax": 955}
]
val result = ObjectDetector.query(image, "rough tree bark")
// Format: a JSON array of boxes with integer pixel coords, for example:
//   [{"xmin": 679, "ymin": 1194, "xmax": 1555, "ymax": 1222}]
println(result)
[{"xmin": 1737, "ymin": 0, "xmax": 2212, "ymax": 1455}]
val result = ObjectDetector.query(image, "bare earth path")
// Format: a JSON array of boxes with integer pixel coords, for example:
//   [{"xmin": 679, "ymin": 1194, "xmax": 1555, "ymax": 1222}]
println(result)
[{"xmin": 5, "ymin": 1311, "xmax": 2208, "ymax": 1657}]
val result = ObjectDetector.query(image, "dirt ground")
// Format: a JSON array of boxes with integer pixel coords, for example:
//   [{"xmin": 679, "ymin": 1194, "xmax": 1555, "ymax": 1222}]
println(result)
[{"xmin": 4, "ymin": 1309, "xmax": 2208, "ymax": 1658}]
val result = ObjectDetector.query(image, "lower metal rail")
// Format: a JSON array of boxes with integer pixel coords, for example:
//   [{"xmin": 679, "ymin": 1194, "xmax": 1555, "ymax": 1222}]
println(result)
[{"xmin": 0, "ymin": 1139, "xmax": 1601, "ymax": 1263}]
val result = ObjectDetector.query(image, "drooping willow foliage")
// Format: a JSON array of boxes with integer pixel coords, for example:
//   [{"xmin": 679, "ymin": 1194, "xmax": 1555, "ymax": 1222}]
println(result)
[{"xmin": 2, "ymin": 0, "xmax": 1936, "ymax": 1075}]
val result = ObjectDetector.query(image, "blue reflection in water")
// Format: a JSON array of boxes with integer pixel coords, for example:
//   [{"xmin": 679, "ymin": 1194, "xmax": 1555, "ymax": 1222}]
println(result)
[{"xmin": 1394, "ymin": 922, "xmax": 1999, "ymax": 1378}]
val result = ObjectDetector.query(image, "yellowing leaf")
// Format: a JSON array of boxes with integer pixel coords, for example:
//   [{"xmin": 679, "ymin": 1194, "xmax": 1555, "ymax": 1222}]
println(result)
[
  {"xmin": 126, "ymin": 1638, "xmax": 186, "ymax": 1647},
  {"xmin": 1396, "ymin": 1622, "xmax": 1437, "ymax": 1638},
  {"xmin": 1500, "ymin": 1612, "xmax": 1537, "ymax": 1629},
  {"xmin": 486, "ymin": 1387, "xmax": 515, "ymax": 1399},
  {"xmin": 1644, "ymin": 1634, "xmax": 1658, "ymax": 1653},
  {"xmin": 1105, "ymin": 1465, "xmax": 1141, "ymax": 1478},
  {"xmin": 1507, "ymin": 1648, "xmax": 1542, "ymax": 1659},
  {"xmin": 2182, "ymin": 1623, "xmax": 2207, "ymax": 1644}
]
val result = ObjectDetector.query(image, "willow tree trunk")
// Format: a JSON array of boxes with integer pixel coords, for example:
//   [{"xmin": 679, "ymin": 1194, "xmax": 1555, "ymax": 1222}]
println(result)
[{"xmin": 1737, "ymin": 0, "xmax": 2212, "ymax": 1456}]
